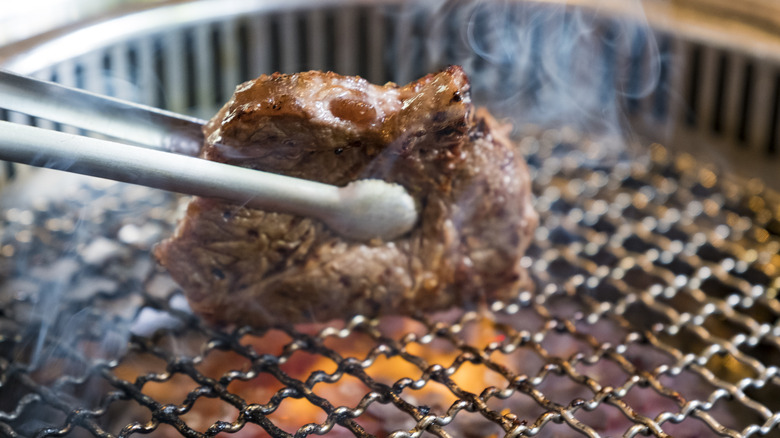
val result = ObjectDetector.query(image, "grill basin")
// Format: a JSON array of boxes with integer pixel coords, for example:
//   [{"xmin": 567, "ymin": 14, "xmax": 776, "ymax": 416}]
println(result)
[{"xmin": 0, "ymin": 1, "xmax": 779, "ymax": 437}]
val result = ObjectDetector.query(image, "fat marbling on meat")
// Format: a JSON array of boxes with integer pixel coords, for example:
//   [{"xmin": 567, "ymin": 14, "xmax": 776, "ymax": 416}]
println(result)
[{"xmin": 154, "ymin": 66, "xmax": 537, "ymax": 326}]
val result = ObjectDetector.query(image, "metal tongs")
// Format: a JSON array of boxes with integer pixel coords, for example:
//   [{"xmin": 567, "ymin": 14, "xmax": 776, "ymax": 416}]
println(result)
[{"xmin": 0, "ymin": 70, "xmax": 417, "ymax": 241}]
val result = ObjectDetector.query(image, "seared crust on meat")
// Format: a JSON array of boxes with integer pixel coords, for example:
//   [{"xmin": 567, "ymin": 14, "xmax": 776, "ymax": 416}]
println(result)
[{"xmin": 155, "ymin": 66, "xmax": 537, "ymax": 327}]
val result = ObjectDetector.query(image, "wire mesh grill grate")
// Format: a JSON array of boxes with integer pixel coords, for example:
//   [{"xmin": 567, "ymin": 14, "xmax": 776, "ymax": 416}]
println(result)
[
  {"xmin": 1, "ymin": 1, "xmax": 780, "ymax": 436},
  {"xmin": 0, "ymin": 130, "xmax": 778, "ymax": 437}
]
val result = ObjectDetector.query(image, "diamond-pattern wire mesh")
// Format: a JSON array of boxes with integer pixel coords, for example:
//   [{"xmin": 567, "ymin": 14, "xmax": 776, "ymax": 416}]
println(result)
[{"xmin": 0, "ymin": 131, "xmax": 779, "ymax": 437}]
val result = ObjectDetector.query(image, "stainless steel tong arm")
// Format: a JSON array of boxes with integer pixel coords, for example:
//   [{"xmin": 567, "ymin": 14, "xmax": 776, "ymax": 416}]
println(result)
[
  {"xmin": 0, "ymin": 71, "xmax": 418, "ymax": 241},
  {"xmin": 0, "ymin": 69, "xmax": 205, "ymax": 155}
]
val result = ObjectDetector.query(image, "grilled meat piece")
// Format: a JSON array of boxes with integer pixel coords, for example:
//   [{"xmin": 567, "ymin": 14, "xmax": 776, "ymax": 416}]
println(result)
[{"xmin": 154, "ymin": 66, "xmax": 537, "ymax": 326}]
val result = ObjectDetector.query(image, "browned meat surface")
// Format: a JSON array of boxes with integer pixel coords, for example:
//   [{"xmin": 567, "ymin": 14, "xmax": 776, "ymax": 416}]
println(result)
[{"xmin": 154, "ymin": 66, "xmax": 537, "ymax": 327}]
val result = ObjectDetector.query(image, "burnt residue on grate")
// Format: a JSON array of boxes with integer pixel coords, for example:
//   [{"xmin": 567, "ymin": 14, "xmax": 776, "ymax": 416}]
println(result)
[{"xmin": 0, "ymin": 134, "xmax": 779, "ymax": 438}]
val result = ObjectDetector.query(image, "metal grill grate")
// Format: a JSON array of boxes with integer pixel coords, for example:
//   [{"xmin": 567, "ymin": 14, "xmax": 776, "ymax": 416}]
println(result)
[
  {"xmin": 1, "ymin": 1, "xmax": 780, "ymax": 436},
  {"xmin": 0, "ymin": 131, "xmax": 778, "ymax": 437}
]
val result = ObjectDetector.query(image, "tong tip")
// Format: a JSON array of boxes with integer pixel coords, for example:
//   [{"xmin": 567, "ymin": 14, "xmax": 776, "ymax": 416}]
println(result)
[{"xmin": 328, "ymin": 179, "xmax": 418, "ymax": 241}]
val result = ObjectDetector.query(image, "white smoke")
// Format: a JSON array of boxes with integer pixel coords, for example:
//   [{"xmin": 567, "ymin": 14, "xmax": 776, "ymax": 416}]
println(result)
[{"xmin": 423, "ymin": 0, "xmax": 661, "ymax": 155}]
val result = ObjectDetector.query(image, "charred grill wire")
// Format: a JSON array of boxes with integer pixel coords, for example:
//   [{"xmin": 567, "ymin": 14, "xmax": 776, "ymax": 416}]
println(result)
[{"xmin": 0, "ymin": 132, "xmax": 778, "ymax": 437}]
